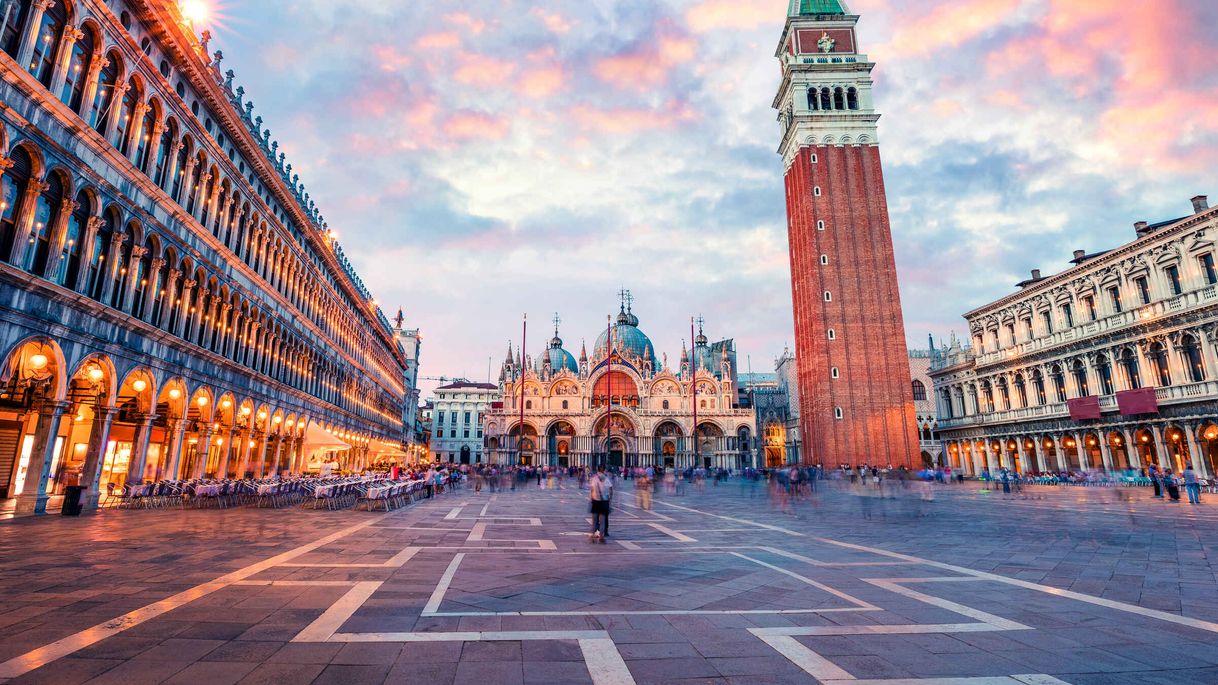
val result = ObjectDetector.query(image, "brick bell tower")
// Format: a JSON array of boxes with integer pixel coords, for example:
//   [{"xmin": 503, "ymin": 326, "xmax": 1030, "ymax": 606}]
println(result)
[{"xmin": 774, "ymin": 0, "xmax": 919, "ymax": 468}]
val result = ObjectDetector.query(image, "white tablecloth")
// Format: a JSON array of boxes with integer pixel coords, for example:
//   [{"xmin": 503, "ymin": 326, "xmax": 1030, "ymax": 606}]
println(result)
[{"xmin": 193, "ymin": 484, "xmax": 222, "ymax": 497}]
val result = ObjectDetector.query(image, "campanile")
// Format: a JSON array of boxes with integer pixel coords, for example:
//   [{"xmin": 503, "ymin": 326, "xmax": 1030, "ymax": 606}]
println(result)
[{"xmin": 774, "ymin": 0, "xmax": 919, "ymax": 467}]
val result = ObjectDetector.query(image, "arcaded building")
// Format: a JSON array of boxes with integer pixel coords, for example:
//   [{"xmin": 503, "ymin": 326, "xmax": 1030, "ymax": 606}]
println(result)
[
  {"xmin": 0, "ymin": 0, "xmax": 408, "ymax": 515},
  {"xmin": 773, "ymin": 0, "xmax": 920, "ymax": 468},
  {"xmin": 483, "ymin": 298, "xmax": 756, "ymax": 469},
  {"xmin": 931, "ymin": 196, "xmax": 1218, "ymax": 478}
]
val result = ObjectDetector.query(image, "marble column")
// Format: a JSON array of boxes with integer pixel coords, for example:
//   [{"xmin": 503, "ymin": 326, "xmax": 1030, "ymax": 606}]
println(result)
[
  {"xmin": 191, "ymin": 429, "xmax": 212, "ymax": 479},
  {"xmin": 81, "ymin": 406, "xmax": 115, "ymax": 509},
  {"xmin": 14, "ymin": 401, "xmax": 68, "ymax": 516},
  {"xmin": 161, "ymin": 419, "xmax": 186, "ymax": 481},
  {"xmin": 1184, "ymin": 424, "xmax": 1207, "ymax": 477},
  {"xmin": 15, "ymin": 0, "xmax": 54, "ymax": 71},
  {"xmin": 126, "ymin": 414, "xmax": 155, "ymax": 484}
]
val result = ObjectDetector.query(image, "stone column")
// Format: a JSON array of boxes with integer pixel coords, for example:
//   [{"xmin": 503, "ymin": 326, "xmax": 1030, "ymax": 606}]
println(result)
[
  {"xmin": 126, "ymin": 414, "xmax": 155, "ymax": 484},
  {"xmin": 78, "ymin": 53, "xmax": 107, "ymax": 123},
  {"xmin": 173, "ymin": 279, "xmax": 195, "ymax": 338},
  {"xmin": 125, "ymin": 102, "xmax": 150, "ymax": 160},
  {"xmin": 188, "ymin": 287, "xmax": 209, "ymax": 344},
  {"xmin": 14, "ymin": 401, "xmax": 69, "ymax": 516},
  {"xmin": 161, "ymin": 141, "xmax": 183, "ymax": 192},
  {"xmin": 1033, "ymin": 437, "xmax": 1047, "ymax": 472},
  {"xmin": 143, "ymin": 121, "xmax": 165, "ymax": 175},
  {"xmin": 103, "ymin": 81, "xmax": 129, "ymax": 146},
  {"xmin": 236, "ymin": 427, "xmax": 254, "ymax": 478},
  {"xmin": 269, "ymin": 436, "xmax": 284, "ymax": 476},
  {"xmin": 80, "ymin": 406, "xmax": 115, "ymax": 509},
  {"xmin": 140, "ymin": 258, "xmax": 164, "ymax": 322},
  {"xmin": 118, "ymin": 245, "xmax": 145, "ymax": 314},
  {"xmin": 8, "ymin": 178, "xmax": 48, "ymax": 266},
  {"xmin": 1184, "ymin": 424, "xmax": 1207, "ymax": 477},
  {"xmin": 1097, "ymin": 434, "xmax": 1114, "ymax": 472},
  {"xmin": 96, "ymin": 230, "xmax": 127, "ymax": 306},
  {"xmin": 191, "ymin": 428, "xmax": 212, "ymax": 479},
  {"xmin": 252, "ymin": 434, "xmax": 271, "ymax": 478},
  {"xmin": 161, "ymin": 418, "xmax": 186, "ymax": 480},
  {"xmin": 15, "ymin": 0, "xmax": 54, "ymax": 71},
  {"xmin": 1074, "ymin": 432, "xmax": 1090, "ymax": 470},
  {"xmin": 41, "ymin": 198, "xmax": 77, "ymax": 281},
  {"xmin": 1150, "ymin": 424, "xmax": 1169, "ymax": 469},
  {"xmin": 176, "ymin": 157, "xmax": 196, "ymax": 205},
  {"xmin": 1121, "ymin": 428, "xmax": 1140, "ymax": 469},
  {"xmin": 71, "ymin": 215, "xmax": 103, "ymax": 292}
]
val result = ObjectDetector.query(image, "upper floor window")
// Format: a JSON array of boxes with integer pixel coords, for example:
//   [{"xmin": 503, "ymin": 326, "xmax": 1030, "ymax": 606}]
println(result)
[
  {"xmin": 1062, "ymin": 303, "xmax": 1074, "ymax": 328},
  {"xmin": 1135, "ymin": 276, "xmax": 1151, "ymax": 305},
  {"xmin": 1107, "ymin": 286, "xmax": 1122, "ymax": 314},
  {"xmin": 911, "ymin": 380, "xmax": 926, "ymax": 401},
  {"xmin": 1165, "ymin": 265, "xmax": 1182, "ymax": 295},
  {"xmin": 1200, "ymin": 253, "xmax": 1217, "ymax": 285},
  {"xmin": 1041, "ymin": 311, "xmax": 1053, "ymax": 335},
  {"xmin": 1072, "ymin": 360, "xmax": 1090, "ymax": 397},
  {"xmin": 1181, "ymin": 335, "xmax": 1206, "ymax": 383},
  {"xmin": 1005, "ymin": 324, "xmax": 1015, "ymax": 346},
  {"xmin": 1083, "ymin": 296, "xmax": 1098, "ymax": 321}
]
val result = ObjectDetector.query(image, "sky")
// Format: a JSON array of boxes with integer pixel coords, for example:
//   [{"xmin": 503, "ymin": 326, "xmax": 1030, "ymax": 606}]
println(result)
[{"xmin": 205, "ymin": 0, "xmax": 1218, "ymax": 398}]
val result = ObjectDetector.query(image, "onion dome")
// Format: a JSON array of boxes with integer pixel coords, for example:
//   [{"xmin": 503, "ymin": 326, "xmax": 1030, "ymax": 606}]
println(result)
[
  {"xmin": 594, "ymin": 304, "xmax": 658, "ymax": 369},
  {"xmin": 536, "ymin": 318, "xmax": 578, "ymax": 374}
]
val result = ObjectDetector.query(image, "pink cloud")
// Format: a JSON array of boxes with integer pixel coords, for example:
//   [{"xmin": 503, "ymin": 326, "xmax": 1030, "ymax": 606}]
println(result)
[
  {"xmin": 453, "ymin": 53, "xmax": 516, "ymax": 87},
  {"xmin": 415, "ymin": 32, "xmax": 460, "ymax": 50},
  {"xmin": 445, "ymin": 13, "xmax": 486, "ymax": 34},
  {"xmin": 874, "ymin": 0, "xmax": 1021, "ymax": 58},
  {"xmin": 442, "ymin": 112, "xmax": 511, "ymax": 142},
  {"xmin": 531, "ymin": 8, "xmax": 575, "ymax": 34},
  {"xmin": 592, "ymin": 31, "xmax": 697, "ymax": 90},
  {"xmin": 684, "ymin": 0, "xmax": 775, "ymax": 33},
  {"xmin": 517, "ymin": 66, "xmax": 565, "ymax": 98},
  {"xmin": 371, "ymin": 45, "xmax": 413, "ymax": 73},
  {"xmin": 568, "ymin": 99, "xmax": 698, "ymax": 135}
]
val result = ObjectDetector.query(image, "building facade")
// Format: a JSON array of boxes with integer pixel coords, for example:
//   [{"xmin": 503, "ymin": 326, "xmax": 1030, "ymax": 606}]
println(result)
[
  {"xmin": 0, "ymin": 0, "xmax": 408, "ymax": 515},
  {"xmin": 773, "ymin": 0, "xmax": 919, "ymax": 468},
  {"xmin": 483, "ymin": 298, "xmax": 757, "ymax": 469},
  {"xmin": 430, "ymin": 381, "xmax": 495, "ymax": 465},
  {"xmin": 931, "ymin": 196, "xmax": 1218, "ymax": 478},
  {"xmin": 908, "ymin": 344, "xmax": 942, "ymax": 466}
]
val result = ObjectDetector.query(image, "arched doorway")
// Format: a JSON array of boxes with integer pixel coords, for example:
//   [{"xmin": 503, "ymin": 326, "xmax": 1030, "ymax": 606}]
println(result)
[
  {"xmin": 1199, "ymin": 424, "xmax": 1218, "ymax": 478},
  {"xmin": 607, "ymin": 438, "xmax": 627, "ymax": 468},
  {"xmin": 1082, "ymin": 432, "xmax": 1103, "ymax": 471},
  {"xmin": 1134, "ymin": 427, "xmax": 1157, "ymax": 467},
  {"xmin": 763, "ymin": 422, "xmax": 786, "ymax": 468},
  {"xmin": 1061, "ymin": 435, "xmax": 1081, "ymax": 471},
  {"xmin": 696, "ymin": 423, "xmax": 723, "ymax": 469},
  {"xmin": 1107, "ymin": 431, "xmax": 1130, "ymax": 471},
  {"xmin": 508, "ymin": 423, "xmax": 538, "ymax": 466},
  {"xmin": 460, "ymin": 445, "xmax": 471, "ymax": 465},
  {"xmin": 1164, "ymin": 425, "xmax": 1190, "ymax": 474},
  {"xmin": 0, "ymin": 339, "xmax": 66, "ymax": 513},
  {"xmin": 595, "ymin": 412, "xmax": 636, "ymax": 468},
  {"xmin": 653, "ymin": 421, "xmax": 683, "ymax": 468},
  {"xmin": 547, "ymin": 420, "xmax": 575, "ymax": 467}
]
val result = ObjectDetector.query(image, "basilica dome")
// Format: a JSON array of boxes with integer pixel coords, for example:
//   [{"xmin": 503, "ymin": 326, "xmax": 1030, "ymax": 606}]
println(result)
[
  {"xmin": 593, "ymin": 308, "xmax": 658, "ymax": 369},
  {"xmin": 536, "ymin": 335, "xmax": 578, "ymax": 375}
]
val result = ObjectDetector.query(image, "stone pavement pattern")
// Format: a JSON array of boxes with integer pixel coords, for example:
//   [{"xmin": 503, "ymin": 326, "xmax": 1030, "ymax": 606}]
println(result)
[{"xmin": 0, "ymin": 480, "xmax": 1217, "ymax": 685}]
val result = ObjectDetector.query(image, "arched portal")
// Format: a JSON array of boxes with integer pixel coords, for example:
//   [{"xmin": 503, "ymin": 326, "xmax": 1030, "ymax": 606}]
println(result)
[
  {"xmin": 509, "ymin": 423, "xmax": 538, "ymax": 466},
  {"xmin": 547, "ymin": 420, "xmax": 575, "ymax": 467}
]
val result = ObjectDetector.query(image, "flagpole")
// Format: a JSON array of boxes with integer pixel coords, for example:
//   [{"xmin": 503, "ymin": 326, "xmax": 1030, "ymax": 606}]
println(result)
[
  {"xmin": 519, "ymin": 313, "xmax": 527, "ymax": 466},
  {"xmin": 605, "ymin": 314, "xmax": 612, "ymax": 470},
  {"xmin": 691, "ymin": 317, "xmax": 698, "ymax": 470}
]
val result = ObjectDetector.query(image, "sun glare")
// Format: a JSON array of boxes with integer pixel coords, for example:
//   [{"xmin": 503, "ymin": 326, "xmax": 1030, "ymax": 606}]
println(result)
[{"xmin": 180, "ymin": 0, "xmax": 209, "ymax": 26}]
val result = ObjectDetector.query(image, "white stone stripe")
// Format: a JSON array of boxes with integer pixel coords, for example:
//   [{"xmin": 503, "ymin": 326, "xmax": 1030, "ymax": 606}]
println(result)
[
  {"xmin": 754, "ymin": 634, "xmax": 855, "ymax": 681},
  {"xmin": 445, "ymin": 506, "xmax": 463, "ymax": 520},
  {"xmin": 428, "ymin": 607, "xmax": 878, "ymax": 617},
  {"xmin": 832, "ymin": 678, "xmax": 1069, "ymax": 685},
  {"xmin": 617, "ymin": 540, "xmax": 642, "ymax": 550},
  {"xmin": 814, "ymin": 536, "xmax": 1218, "ymax": 634},
  {"xmin": 655, "ymin": 500, "xmax": 804, "ymax": 536},
  {"xmin": 864, "ymin": 579, "xmax": 1030, "ymax": 630},
  {"xmin": 646, "ymin": 522, "xmax": 696, "ymax": 542},
  {"xmin": 280, "ymin": 546, "xmax": 420, "ymax": 569},
  {"xmin": 293, "ymin": 581, "xmax": 383, "ymax": 642},
  {"xmin": 467, "ymin": 522, "xmax": 487, "ymax": 542},
  {"xmin": 330, "ymin": 629, "xmax": 608, "ymax": 642},
  {"xmin": 579, "ymin": 637, "xmax": 636, "ymax": 685},
  {"xmin": 750, "ymin": 623, "xmax": 1021, "ymax": 637},
  {"xmin": 0, "ymin": 518, "xmax": 378, "ymax": 679},
  {"xmin": 422, "ymin": 553, "xmax": 464, "ymax": 615},
  {"xmin": 732, "ymin": 552, "xmax": 879, "ymax": 610}
]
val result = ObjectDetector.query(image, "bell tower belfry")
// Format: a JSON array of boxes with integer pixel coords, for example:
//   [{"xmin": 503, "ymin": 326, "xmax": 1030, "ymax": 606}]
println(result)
[{"xmin": 774, "ymin": 0, "xmax": 920, "ymax": 468}]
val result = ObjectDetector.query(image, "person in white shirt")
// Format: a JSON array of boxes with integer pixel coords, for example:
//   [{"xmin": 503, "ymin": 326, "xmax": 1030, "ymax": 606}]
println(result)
[{"xmin": 589, "ymin": 465, "xmax": 614, "ymax": 543}]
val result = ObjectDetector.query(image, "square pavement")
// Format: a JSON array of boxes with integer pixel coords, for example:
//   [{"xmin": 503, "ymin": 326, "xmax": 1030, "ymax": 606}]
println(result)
[{"xmin": 1, "ymin": 479, "xmax": 1217, "ymax": 684}]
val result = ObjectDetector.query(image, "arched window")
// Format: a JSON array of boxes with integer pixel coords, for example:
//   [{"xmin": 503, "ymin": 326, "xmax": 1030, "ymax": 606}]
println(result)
[
  {"xmin": 561, "ymin": 400, "xmax": 568, "ymax": 410},
  {"xmin": 525, "ymin": 400, "xmax": 532, "ymax": 410},
  {"xmin": 997, "ymin": 377, "xmax": 1010, "ymax": 409},
  {"xmin": 185, "ymin": 153, "xmax": 204, "ymax": 214},
  {"xmin": 211, "ymin": 181, "xmax": 228, "ymax": 236},
  {"xmin": 1014, "ymin": 374, "xmax": 1027, "ymax": 407},
  {"xmin": 23, "ymin": 170, "xmax": 63, "ymax": 276},
  {"xmin": 0, "ymin": 1, "xmax": 30, "ymax": 58},
  {"xmin": 662, "ymin": 399, "xmax": 670, "ymax": 410},
  {"xmin": 134, "ymin": 102, "xmax": 158, "ymax": 172},
  {"xmin": 700, "ymin": 399, "xmax": 707, "ymax": 409},
  {"xmin": 1072, "ymin": 360, "xmax": 1090, "ymax": 397},
  {"xmin": 1181, "ymin": 335, "xmax": 1206, "ymax": 383},
  {"xmin": 1149, "ymin": 342, "xmax": 1171, "ymax": 387},
  {"xmin": 0, "ymin": 146, "xmax": 33, "ymax": 262},
  {"xmin": 166, "ymin": 262, "xmax": 186, "ymax": 333},
  {"xmin": 86, "ymin": 207, "xmax": 118, "ymax": 300},
  {"xmin": 198, "ymin": 166, "xmax": 215, "ymax": 226},
  {"xmin": 170, "ymin": 137, "xmax": 190, "ymax": 200},
  {"xmin": 90, "ymin": 51, "xmax": 120, "ymax": 132},
  {"xmin": 1120, "ymin": 348, "xmax": 1141, "ymax": 390},
  {"xmin": 1051, "ymin": 365, "xmax": 1067, "ymax": 402},
  {"xmin": 113, "ymin": 78, "xmax": 141, "ymax": 152},
  {"xmin": 149, "ymin": 249, "xmax": 167, "ymax": 325},
  {"xmin": 981, "ymin": 382, "xmax": 994, "ymax": 413},
  {"xmin": 56, "ymin": 190, "xmax": 90, "ymax": 287},
  {"xmin": 911, "ymin": 380, "xmax": 926, "ymax": 401},
  {"xmin": 1032, "ymin": 370, "xmax": 1046, "ymax": 405},
  {"xmin": 109, "ymin": 222, "xmax": 134, "ymax": 310},
  {"xmin": 1096, "ymin": 355, "xmax": 1114, "ymax": 395},
  {"xmin": 833, "ymin": 87, "xmax": 845, "ymax": 110},
  {"xmin": 28, "ymin": 0, "xmax": 67, "ymax": 86},
  {"xmin": 807, "ymin": 87, "xmax": 818, "ymax": 111},
  {"xmin": 847, "ymin": 87, "xmax": 859, "ymax": 110},
  {"xmin": 61, "ymin": 25, "xmax": 96, "ymax": 111}
]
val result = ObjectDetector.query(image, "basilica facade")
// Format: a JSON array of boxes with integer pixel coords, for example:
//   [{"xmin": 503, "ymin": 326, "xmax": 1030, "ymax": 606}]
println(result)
[{"xmin": 483, "ymin": 300, "xmax": 757, "ymax": 469}]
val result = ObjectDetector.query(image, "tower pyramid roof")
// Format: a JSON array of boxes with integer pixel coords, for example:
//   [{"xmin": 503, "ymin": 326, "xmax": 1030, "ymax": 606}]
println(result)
[{"xmin": 790, "ymin": 0, "xmax": 847, "ymax": 16}]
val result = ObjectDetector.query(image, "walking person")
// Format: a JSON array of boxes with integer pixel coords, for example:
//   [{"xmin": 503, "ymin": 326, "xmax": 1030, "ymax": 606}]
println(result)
[
  {"xmin": 1164, "ymin": 469, "xmax": 1181, "ymax": 502},
  {"xmin": 1149, "ymin": 463, "xmax": 1162, "ymax": 498},
  {"xmin": 1184, "ymin": 464, "xmax": 1202, "ymax": 505},
  {"xmin": 589, "ymin": 465, "xmax": 614, "ymax": 543}
]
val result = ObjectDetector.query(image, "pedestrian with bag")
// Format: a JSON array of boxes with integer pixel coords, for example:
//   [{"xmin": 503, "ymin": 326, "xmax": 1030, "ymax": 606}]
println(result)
[{"xmin": 589, "ymin": 465, "xmax": 614, "ymax": 543}]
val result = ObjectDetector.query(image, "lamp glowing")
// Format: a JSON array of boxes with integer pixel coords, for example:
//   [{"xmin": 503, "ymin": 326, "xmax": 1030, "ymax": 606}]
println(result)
[
  {"xmin": 197, "ymin": 396, "xmax": 208, "ymax": 407},
  {"xmin": 221, "ymin": 399, "xmax": 232, "ymax": 409},
  {"xmin": 87, "ymin": 367, "xmax": 104, "ymax": 383},
  {"xmin": 169, "ymin": 388, "xmax": 181, "ymax": 400},
  {"xmin": 132, "ymin": 379, "xmax": 147, "ymax": 392},
  {"xmin": 29, "ymin": 354, "xmax": 48, "ymax": 370}
]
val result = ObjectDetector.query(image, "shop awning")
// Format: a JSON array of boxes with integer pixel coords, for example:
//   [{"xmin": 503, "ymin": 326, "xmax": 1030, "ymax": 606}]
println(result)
[{"xmin": 301, "ymin": 421, "xmax": 353, "ymax": 453}]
